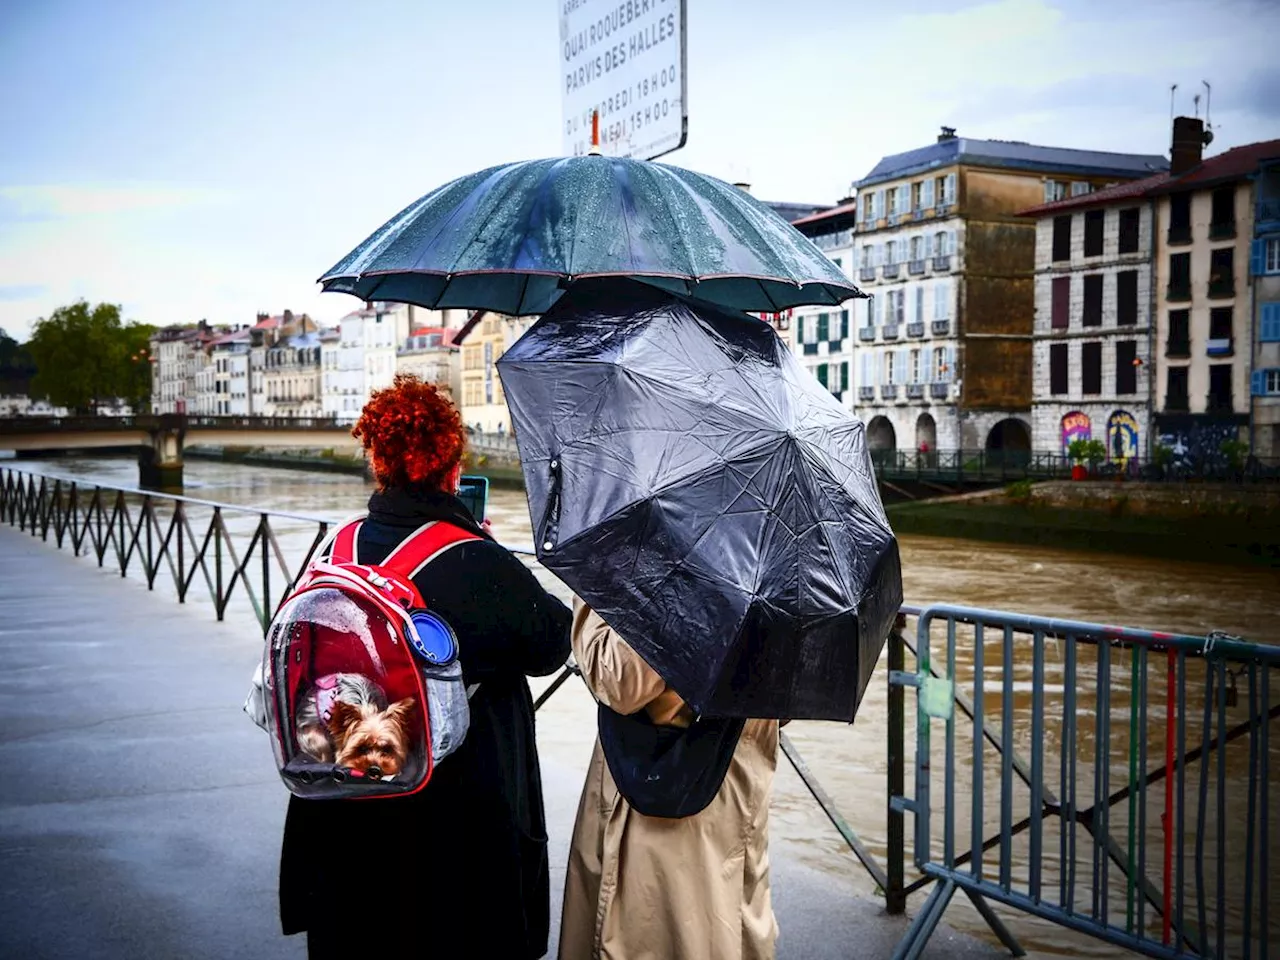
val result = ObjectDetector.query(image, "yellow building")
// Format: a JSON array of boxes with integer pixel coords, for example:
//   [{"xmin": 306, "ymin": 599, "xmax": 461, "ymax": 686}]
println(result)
[{"xmin": 454, "ymin": 311, "xmax": 535, "ymax": 433}]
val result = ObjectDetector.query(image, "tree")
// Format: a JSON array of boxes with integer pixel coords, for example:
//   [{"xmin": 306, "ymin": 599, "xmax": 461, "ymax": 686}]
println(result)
[
  {"xmin": 0, "ymin": 328, "xmax": 36, "ymax": 394},
  {"xmin": 25, "ymin": 302, "xmax": 156, "ymax": 413}
]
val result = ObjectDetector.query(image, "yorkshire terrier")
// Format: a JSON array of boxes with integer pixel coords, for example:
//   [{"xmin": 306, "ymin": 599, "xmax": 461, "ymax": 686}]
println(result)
[{"xmin": 295, "ymin": 673, "xmax": 417, "ymax": 777}]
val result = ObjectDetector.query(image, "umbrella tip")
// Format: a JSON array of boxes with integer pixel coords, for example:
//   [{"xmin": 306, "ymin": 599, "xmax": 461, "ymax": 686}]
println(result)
[{"xmin": 589, "ymin": 110, "xmax": 601, "ymax": 156}]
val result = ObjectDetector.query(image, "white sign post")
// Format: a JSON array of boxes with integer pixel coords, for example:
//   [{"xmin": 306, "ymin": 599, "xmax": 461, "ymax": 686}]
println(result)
[{"xmin": 559, "ymin": 0, "xmax": 687, "ymax": 161}]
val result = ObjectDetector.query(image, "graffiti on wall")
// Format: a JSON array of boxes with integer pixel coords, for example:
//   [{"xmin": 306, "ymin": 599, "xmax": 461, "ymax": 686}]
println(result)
[
  {"xmin": 1107, "ymin": 410, "xmax": 1140, "ymax": 465},
  {"xmin": 1060, "ymin": 411, "xmax": 1092, "ymax": 455},
  {"xmin": 1155, "ymin": 416, "xmax": 1242, "ymax": 467}
]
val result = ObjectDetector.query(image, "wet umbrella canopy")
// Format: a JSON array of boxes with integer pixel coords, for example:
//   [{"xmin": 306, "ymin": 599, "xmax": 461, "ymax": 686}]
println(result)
[
  {"xmin": 319, "ymin": 157, "xmax": 861, "ymax": 316},
  {"xmin": 497, "ymin": 280, "xmax": 902, "ymax": 721}
]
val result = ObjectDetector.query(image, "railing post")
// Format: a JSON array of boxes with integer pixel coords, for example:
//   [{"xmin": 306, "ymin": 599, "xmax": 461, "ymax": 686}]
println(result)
[{"xmin": 887, "ymin": 611, "xmax": 907, "ymax": 915}]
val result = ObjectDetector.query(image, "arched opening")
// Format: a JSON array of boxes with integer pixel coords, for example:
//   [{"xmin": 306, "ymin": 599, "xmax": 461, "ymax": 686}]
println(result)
[
  {"xmin": 915, "ymin": 413, "xmax": 937, "ymax": 453},
  {"xmin": 985, "ymin": 418, "xmax": 1031, "ymax": 467},
  {"xmin": 867, "ymin": 416, "xmax": 897, "ymax": 469}
]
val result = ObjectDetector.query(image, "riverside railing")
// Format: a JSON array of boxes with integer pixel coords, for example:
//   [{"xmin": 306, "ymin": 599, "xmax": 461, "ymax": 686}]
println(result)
[
  {"xmin": 4, "ymin": 464, "xmax": 1273, "ymax": 958},
  {"xmin": 872, "ymin": 450, "xmax": 1280, "ymax": 485}
]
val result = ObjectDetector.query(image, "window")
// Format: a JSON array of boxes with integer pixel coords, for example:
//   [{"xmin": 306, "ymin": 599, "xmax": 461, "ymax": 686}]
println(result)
[
  {"xmin": 939, "ymin": 174, "xmax": 956, "ymax": 206},
  {"xmin": 1082, "ymin": 342, "xmax": 1102, "ymax": 395},
  {"xmin": 1052, "ymin": 216, "xmax": 1072, "ymax": 261},
  {"xmin": 1260, "ymin": 238, "xmax": 1280, "ymax": 274},
  {"xmin": 1253, "ymin": 368, "xmax": 1280, "ymax": 396},
  {"xmin": 1116, "ymin": 341, "xmax": 1137, "ymax": 394},
  {"xmin": 886, "ymin": 240, "xmax": 898, "ymax": 264},
  {"xmin": 921, "ymin": 178, "xmax": 935, "ymax": 209},
  {"xmin": 934, "ymin": 281, "xmax": 951, "ymax": 320},
  {"xmin": 817, "ymin": 313, "xmax": 830, "ymax": 341},
  {"xmin": 837, "ymin": 309, "xmax": 849, "ymax": 341},
  {"xmin": 1169, "ymin": 193, "xmax": 1192, "ymax": 242},
  {"xmin": 1116, "ymin": 270, "xmax": 1138, "ymax": 326},
  {"xmin": 914, "ymin": 287, "xmax": 924, "ymax": 325},
  {"xmin": 1208, "ymin": 364, "xmax": 1233, "ymax": 411},
  {"xmin": 874, "ymin": 189, "xmax": 886, "ymax": 219},
  {"xmin": 816, "ymin": 364, "xmax": 829, "ymax": 388},
  {"xmin": 1071, "ymin": 181, "xmax": 1093, "ymax": 197},
  {"xmin": 897, "ymin": 184, "xmax": 910, "ymax": 216},
  {"xmin": 934, "ymin": 347, "xmax": 951, "ymax": 381},
  {"xmin": 1045, "ymin": 180, "xmax": 1068, "ymax": 203},
  {"xmin": 1083, "ymin": 274, "xmax": 1103, "ymax": 327},
  {"xmin": 1051, "ymin": 277, "xmax": 1070, "ymax": 329},
  {"xmin": 1209, "ymin": 308, "xmax": 1233, "ymax": 341},
  {"xmin": 910, "ymin": 349, "xmax": 921, "ymax": 382},
  {"xmin": 910, "ymin": 236, "xmax": 924, "ymax": 261},
  {"xmin": 884, "ymin": 351, "xmax": 896, "ymax": 384},
  {"xmin": 933, "ymin": 231, "xmax": 950, "ymax": 258},
  {"xmin": 1209, "ymin": 248, "xmax": 1234, "ymax": 296},
  {"xmin": 1210, "ymin": 186, "xmax": 1235, "ymax": 234},
  {"xmin": 887, "ymin": 188, "xmax": 901, "ymax": 218},
  {"xmin": 861, "ymin": 245, "xmax": 873, "ymax": 267},
  {"xmin": 839, "ymin": 362, "xmax": 849, "ymax": 392},
  {"xmin": 1084, "ymin": 210, "xmax": 1105, "ymax": 257},
  {"xmin": 1050, "ymin": 343, "xmax": 1068, "ymax": 395},
  {"xmin": 862, "ymin": 194, "xmax": 875, "ymax": 223},
  {"xmin": 1169, "ymin": 252, "xmax": 1191, "ymax": 298},
  {"xmin": 1261, "ymin": 302, "xmax": 1280, "ymax": 342},
  {"xmin": 886, "ymin": 289, "xmax": 905, "ymax": 325}
]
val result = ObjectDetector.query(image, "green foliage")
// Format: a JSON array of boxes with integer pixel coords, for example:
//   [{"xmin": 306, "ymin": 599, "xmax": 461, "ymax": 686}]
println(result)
[
  {"xmin": 24, "ymin": 302, "xmax": 155, "ymax": 413},
  {"xmin": 1068, "ymin": 438, "xmax": 1106, "ymax": 466},
  {"xmin": 1153, "ymin": 443, "xmax": 1174, "ymax": 468},
  {"xmin": 1220, "ymin": 439, "xmax": 1249, "ymax": 471},
  {"xmin": 0, "ymin": 328, "xmax": 36, "ymax": 382},
  {"xmin": 1005, "ymin": 479, "xmax": 1034, "ymax": 504}
]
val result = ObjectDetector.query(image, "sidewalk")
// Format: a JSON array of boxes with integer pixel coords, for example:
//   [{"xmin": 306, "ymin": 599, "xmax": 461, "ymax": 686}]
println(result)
[{"xmin": 0, "ymin": 524, "xmax": 1004, "ymax": 959}]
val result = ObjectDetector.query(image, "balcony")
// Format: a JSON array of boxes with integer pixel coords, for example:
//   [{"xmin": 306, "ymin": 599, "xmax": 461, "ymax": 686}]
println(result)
[
  {"xmin": 1206, "ymin": 337, "xmax": 1233, "ymax": 357},
  {"xmin": 1167, "ymin": 224, "xmax": 1192, "ymax": 245},
  {"xmin": 858, "ymin": 386, "xmax": 875, "ymax": 401},
  {"xmin": 882, "ymin": 264, "xmax": 901, "ymax": 279},
  {"xmin": 1207, "ymin": 278, "xmax": 1235, "ymax": 299},
  {"xmin": 1165, "ymin": 339, "xmax": 1191, "ymax": 359},
  {"xmin": 880, "ymin": 385, "xmax": 899, "ymax": 400},
  {"xmin": 802, "ymin": 342, "xmax": 819, "ymax": 356},
  {"xmin": 858, "ymin": 326, "xmax": 876, "ymax": 342},
  {"xmin": 1257, "ymin": 199, "xmax": 1280, "ymax": 229},
  {"xmin": 907, "ymin": 321, "xmax": 925, "ymax": 338},
  {"xmin": 1166, "ymin": 283, "xmax": 1192, "ymax": 303},
  {"xmin": 937, "ymin": 203, "xmax": 954, "ymax": 217},
  {"xmin": 1206, "ymin": 394, "xmax": 1235, "ymax": 415},
  {"xmin": 932, "ymin": 255, "xmax": 952, "ymax": 272},
  {"xmin": 906, "ymin": 383, "xmax": 925, "ymax": 399},
  {"xmin": 912, "ymin": 209, "xmax": 925, "ymax": 221},
  {"xmin": 882, "ymin": 324, "xmax": 900, "ymax": 340},
  {"xmin": 908, "ymin": 259, "xmax": 926, "ymax": 275},
  {"xmin": 1209, "ymin": 220, "xmax": 1236, "ymax": 240},
  {"xmin": 930, "ymin": 382, "xmax": 950, "ymax": 399},
  {"xmin": 932, "ymin": 319, "xmax": 951, "ymax": 336},
  {"xmin": 859, "ymin": 266, "xmax": 877, "ymax": 283},
  {"xmin": 1165, "ymin": 393, "xmax": 1190, "ymax": 412}
]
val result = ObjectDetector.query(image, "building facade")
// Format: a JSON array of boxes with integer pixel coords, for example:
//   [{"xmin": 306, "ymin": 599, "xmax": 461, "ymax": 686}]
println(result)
[
  {"xmin": 790, "ymin": 202, "xmax": 858, "ymax": 409},
  {"xmin": 396, "ymin": 327, "xmax": 457, "ymax": 399},
  {"xmin": 1250, "ymin": 158, "xmax": 1280, "ymax": 459},
  {"xmin": 150, "ymin": 321, "xmax": 224, "ymax": 414},
  {"xmin": 1149, "ymin": 125, "xmax": 1280, "ymax": 463},
  {"xmin": 849, "ymin": 128, "xmax": 1166, "ymax": 455},
  {"xmin": 454, "ymin": 311, "xmax": 533, "ymax": 433},
  {"xmin": 263, "ymin": 332, "xmax": 323, "ymax": 417},
  {"xmin": 1021, "ymin": 182, "xmax": 1158, "ymax": 458}
]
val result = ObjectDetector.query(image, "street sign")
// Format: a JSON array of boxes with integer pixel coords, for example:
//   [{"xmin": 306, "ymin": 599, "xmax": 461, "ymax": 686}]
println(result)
[{"xmin": 559, "ymin": 0, "xmax": 687, "ymax": 161}]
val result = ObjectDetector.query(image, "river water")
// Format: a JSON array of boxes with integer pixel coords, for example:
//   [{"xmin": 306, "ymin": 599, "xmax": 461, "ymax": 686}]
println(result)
[{"xmin": 8, "ymin": 455, "xmax": 1279, "ymax": 959}]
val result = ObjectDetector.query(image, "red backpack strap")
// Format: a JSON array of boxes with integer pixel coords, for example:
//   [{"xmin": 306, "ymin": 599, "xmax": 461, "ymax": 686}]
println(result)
[
  {"xmin": 380, "ymin": 521, "xmax": 481, "ymax": 581},
  {"xmin": 328, "ymin": 519, "xmax": 364, "ymax": 565}
]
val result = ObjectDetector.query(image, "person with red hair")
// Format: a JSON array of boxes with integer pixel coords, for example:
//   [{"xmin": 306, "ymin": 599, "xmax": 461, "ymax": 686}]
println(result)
[{"xmin": 278, "ymin": 375, "xmax": 572, "ymax": 960}]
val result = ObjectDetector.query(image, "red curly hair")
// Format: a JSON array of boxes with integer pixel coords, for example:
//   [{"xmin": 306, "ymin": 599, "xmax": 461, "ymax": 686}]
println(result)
[{"xmin": 352, "ymin": 375, "xmax": 467, "ymax": 491}]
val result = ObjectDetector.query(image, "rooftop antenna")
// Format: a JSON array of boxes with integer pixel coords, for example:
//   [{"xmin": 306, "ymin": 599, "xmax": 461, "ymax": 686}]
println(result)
[
  {"xmin": 1202, "ymin": 80, "xmax": 1214, "ymax": 145},
  {"xmin": 1169, "ymin": 83, "xmax": 1177, "ymax": 120},
  {"xmin": 1193, "ymin": 93, "xmax": 1201, "ymax": 118}
]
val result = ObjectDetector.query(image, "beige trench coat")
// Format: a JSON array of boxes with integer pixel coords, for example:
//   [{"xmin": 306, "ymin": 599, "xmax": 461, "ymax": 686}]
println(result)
[{"xmin": 559, "ymin": 599, "xmax": 780, "ymax": 960}]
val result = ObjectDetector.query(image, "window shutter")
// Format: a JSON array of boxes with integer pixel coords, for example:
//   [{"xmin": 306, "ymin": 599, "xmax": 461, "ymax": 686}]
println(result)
[
  {"xmin": 946, "ymin": 173, "xmax": 956, "ymax": 204},
  {"xmin": 797, "ymin": 316, "xmax": 805, "ymax": 343},
  {"xmin": 923, "ymin": 346, "xmax": 934, "ymax": 380},
  {"xmin": 923, "ymin": 178, "xmax": 934, "ymax": 208},
  {"xmin": 897, "ymin": 350, "xmax": 908, "ymax": 384},
  {"xmin": 1253, "ymin": 370, "xmax": 1266, "ymax": 397},
  {"xmin": 1262, "ymin": 302, "xmax": 1280, "ymax": 342},
  {"xmin": 946, "ymin": 346, "xmax": 955, "ymax": 381},
  {"xmin": 1252, "ymin": 239, "xmax": 1266, "ymax": 276},
  {"xmin": 842, "ymin": 362, "xmax": 850, "ymax": 391},
  {"xmin": 915, "ymin": 287, "xmax": 924, "ymax": 324},
  {"xmin": 841, "ymin": 310, "xmax": 850, "ymax": 340}
]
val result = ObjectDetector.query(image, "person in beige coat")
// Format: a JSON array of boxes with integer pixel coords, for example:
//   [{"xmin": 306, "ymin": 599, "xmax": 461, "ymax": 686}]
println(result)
[{"xmin": 559, "ymin": 598, "xmax": 781, "ymax": 960}]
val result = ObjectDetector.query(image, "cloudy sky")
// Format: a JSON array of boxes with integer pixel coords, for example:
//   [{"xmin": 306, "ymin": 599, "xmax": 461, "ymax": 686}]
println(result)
[{"xmin": 1, "ymin": 0, "xmax": 1276, "ymax": 340}]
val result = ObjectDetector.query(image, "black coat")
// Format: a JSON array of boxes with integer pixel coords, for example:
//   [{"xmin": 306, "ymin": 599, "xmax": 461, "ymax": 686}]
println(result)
[{"xmin": 278, "ymin": 486, "xmax": 572, "ymax": 958}]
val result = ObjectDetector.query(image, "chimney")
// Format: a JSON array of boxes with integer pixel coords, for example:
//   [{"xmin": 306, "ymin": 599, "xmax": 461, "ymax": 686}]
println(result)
[
  {"xmin": 1170, "ymin": 116, "xmax": 1205, "ymax": 176},
  {"xmin": 938, "ymin": 126, "xmax": 957, "ymax": 142}
]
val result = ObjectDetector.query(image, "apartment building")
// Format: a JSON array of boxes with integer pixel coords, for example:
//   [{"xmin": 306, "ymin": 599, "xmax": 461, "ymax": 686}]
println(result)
[
  {"xmin": 790, "ymin": 200, "xmax": 859, "ymax": 407},
  {"xmin": 454, "ymin": 311, "xmax": 533, "ymax": 433},
  {"xmin": 150, "ymin": 321, "xmax": 225, "ymax": 414},
  {"xmin": 850, "ymin": 127, "xmax": 1165, "ymax": 454},
  {"xmin": 396, "ymin": 326, "xmax": 457, "ymax": 400},
  {"xmin": 1253, "ymin": 159, "xmax": 1280, "ymax": 458}
]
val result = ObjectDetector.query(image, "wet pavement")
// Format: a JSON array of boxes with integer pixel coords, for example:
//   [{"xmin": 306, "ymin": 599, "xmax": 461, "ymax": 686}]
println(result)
[{"xmin": 0, "ymin": 523, "xmax": 1005, "ymax": 959}]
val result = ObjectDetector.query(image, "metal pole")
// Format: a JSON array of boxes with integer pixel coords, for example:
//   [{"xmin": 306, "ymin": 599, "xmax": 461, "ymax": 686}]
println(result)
[{"xmin": 887, "ymin": 612, "xmax": 907, "ymax": 914}]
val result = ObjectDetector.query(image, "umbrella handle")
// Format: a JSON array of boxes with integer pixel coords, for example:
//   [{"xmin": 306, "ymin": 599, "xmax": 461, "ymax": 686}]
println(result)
[{"xmin": 538, "ymin": 457, "xmax": 563, "ymax": 553}]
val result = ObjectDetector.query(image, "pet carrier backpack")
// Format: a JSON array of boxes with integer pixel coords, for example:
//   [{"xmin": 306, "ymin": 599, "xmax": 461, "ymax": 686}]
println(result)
[{"xmin": 248, "ymin": 516, "xmax": 481, "ymax": 799}]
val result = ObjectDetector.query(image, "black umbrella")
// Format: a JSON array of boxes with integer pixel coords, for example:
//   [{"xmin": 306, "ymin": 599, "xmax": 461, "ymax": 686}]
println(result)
[{"xmin": 497, "ymin": 280, "xmax": 902, "ymax": 721}]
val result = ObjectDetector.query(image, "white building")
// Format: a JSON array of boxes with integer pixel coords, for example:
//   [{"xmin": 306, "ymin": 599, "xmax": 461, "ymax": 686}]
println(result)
[
  {"xmin": 331, "ymin": 302, "xmax": 415, "ymax": 421},
  {"xmin": 319, "ymin": 327, "xmax": 343, "ymax": 420},
  {"xmin": 1021, "ymin": 180, "xmax": 1157, "ymax": 458},
  {"xmin": 790, "ymin": 201, "xmax": 859, "ymax": 409},
  {"xmin": 150, "ymin": 321, "xmax": 224, "ymax": 414},
  {"xmin": 264, "ymin": 331, "xmax": 323, "ymax": 417},
  {"xmin": 248, "ymin": 310, "xmax": 317, "ymax": 417},
  {"xmin": 396, "ymin": 326, "xmax": 457, "ymax": 399}
]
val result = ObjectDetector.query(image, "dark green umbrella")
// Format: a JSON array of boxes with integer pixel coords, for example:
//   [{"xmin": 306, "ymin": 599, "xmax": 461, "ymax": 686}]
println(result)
[{"xmin": 319, "ymin": 157, "xmax": 861, "ymax": 315}]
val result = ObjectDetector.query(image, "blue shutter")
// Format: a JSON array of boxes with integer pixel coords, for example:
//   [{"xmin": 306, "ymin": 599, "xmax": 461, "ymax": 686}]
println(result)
[
  {"xmin": 1252, "ymin": 239, "xmax": 1267, "ymax": 277},
  {"xmin": 797, "ymin": 316, "xmax": 805, "ymax": 344},
  {"xmin": 946, "ymin": 346, "xmax": 956, "ymax": 381},
  {"xmin": 1253, "ymin": 370, "xmax": 1266, "ymax": 396},
  {"xmin": 1262, "ymin": 303, "xmax": 1280, "ymax": 342},
  {"xmin": 923, "ymin": 346, "xmax": 934, "ymax": 380},
  {"xmin": 841, "ymin": 310, "xmax": 850, "ymax": 340}
]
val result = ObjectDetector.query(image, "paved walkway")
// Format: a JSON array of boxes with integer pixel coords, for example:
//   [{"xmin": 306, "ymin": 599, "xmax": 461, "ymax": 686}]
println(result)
[{"xmin": 0, "ymin": 524, "xmax": 1005, "ymax": 959}]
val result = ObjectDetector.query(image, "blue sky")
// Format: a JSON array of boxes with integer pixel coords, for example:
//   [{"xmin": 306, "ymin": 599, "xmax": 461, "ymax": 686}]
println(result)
[{"xmin": 1, "ymin": 0, "xmax": 1277, "ymax": 339}]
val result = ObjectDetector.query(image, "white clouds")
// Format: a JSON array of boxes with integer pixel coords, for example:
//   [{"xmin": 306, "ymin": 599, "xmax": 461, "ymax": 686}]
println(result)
[{"xmin": 0, "ymin": 183, "xmax": 230, "ymax": 221}]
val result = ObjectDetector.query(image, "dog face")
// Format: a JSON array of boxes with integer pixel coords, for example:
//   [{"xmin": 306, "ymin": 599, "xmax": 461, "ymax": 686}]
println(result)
[{"xmin": 328, "ymin": 698, "xmax": 417, "ymax": 778}]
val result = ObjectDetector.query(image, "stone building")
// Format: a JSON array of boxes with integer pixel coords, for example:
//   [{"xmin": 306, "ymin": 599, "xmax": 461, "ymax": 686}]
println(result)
[
  {"xmin": 453, "ymin": 311, "xmax": 533, "ymax": 434},
  {"xmin": 849, "ymin": 127, "xmax": 1166, "ymax": 456},
  {"xmin": 1253, "ymin": 159, "xmax": 1280, "ymax": 458}
]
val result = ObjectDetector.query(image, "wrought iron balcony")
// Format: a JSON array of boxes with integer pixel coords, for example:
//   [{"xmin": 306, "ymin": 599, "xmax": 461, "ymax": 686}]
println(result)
[
  {"xmin": 932, "ymin": 255, "xmax": 952, "ymax": 272},
  {"xmin": 880, "ymin": 385, "xmax": 899, "ymax": 400},
  {"xmin": 907, "ymin": 321, "xmax": 925, "ymax": 338},
  {"xmin": 1164, "ymin": 393, "xmax": 1190, "ymax": 412},
  {"xmin": 906, "ymin": 383, "xmax": 925, "ymax": 399},
  {"xmin": 932, "ymin": 319, "xmax": 951, "ymax": 336},
  {"xmin": 1207, "ymin": 279, "xmax": 1235, "ymax": 299},
  {"xmin": 1256, "ymin": 199, "xmax": 1280, "ymax": 228},
  {"xmin": 1167, "ymin": 224, "xmax": 1192, "ymax": 245},
  {"xmin": 1165, "ymin": 339, "xmax": 1191, "ymax": 359},
  {"xmin": 908, "ymin": 260, "xmax": 926, "ymax": 275},
  {"xmin": 1209, "ymin": 220, "xmax": 1236, "ymax": 240},
  {"xmin": 1206, "ymin": 337, "xmax": 1233, "ymax": 357},
  {"xmin": 858, "ymin": 326, "xmax": 876, "ymax": 342},
  {"xmin": 1166, "ymin": 283, "xmax": 1192, "ymax": 303},
  {"xmin": 859, "ymin": 266, "xmax": 877, "ymax": 282},
  {"xmin": 930, "ymin": 382, "xmax": 950, "ymax": 399},
  {"xmin": 1206, "ymin": 394, "xmax": 1235, "ymax": 414},
  {"xmin": 883, "ymin": 264, "xmax": 901, "ymax": 279},
  {"xmin": 882, "ymin": 324, "xmax": 900, "ymax": 340},
  {"xmin": 858, "ymin": 385, "xmax": 875, "ymax": 401}
]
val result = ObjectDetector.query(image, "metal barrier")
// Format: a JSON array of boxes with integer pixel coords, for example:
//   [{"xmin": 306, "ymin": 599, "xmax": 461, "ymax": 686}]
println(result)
[{"xmin": 891, "ymin": 605, "xmax": 1279, "ymax": 960}]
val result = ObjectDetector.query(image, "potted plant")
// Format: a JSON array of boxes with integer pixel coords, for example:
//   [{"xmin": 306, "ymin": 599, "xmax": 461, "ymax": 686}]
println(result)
[
  {"xmin": 1084, "ymin": 439, "xmax": 1107, "ymax": 476},
  {"xmin": 1067, "ymin": 438, "xmax": 1090, "ymax": 480}
]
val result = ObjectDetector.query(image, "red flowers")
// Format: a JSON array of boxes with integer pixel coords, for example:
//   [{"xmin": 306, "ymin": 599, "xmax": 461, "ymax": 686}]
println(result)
[{"xmin": 352, "ymin": 375, "xmax": 466, "ymax": 491}]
